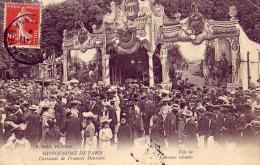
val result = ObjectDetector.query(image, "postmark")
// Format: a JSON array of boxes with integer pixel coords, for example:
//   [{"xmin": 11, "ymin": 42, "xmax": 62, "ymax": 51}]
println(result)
[{"xmin": 4, "ymin": 2, "xmax": 49, "ymax": 65}]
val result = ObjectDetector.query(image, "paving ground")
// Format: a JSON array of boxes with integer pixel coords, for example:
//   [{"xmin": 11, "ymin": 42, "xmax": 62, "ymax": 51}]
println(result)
[{"xmin": 182, "ymin": 61, "xmax": 217, "ymax": 88}]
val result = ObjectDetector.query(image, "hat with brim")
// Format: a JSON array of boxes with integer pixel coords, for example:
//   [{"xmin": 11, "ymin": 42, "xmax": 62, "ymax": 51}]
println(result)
[
  {"xmin": 29, "ymin": 105, "xmax": 39, "ymax": 111},
  {"xmin": 0, "ymin": 99, "xmax": 7, "ymax": 103},
  {"xmin": 83, "ymin": 112, "xmax": 95, "ymax": 118},
  {"xmin": 71, "ymin": 100, "xmax": 81, "ymax": 105},
  {"xmin": 70, "ymin": 109, "xmax": 79, "ymax": 117},
  {"xmin": 100, "ymin": 116, "xmax": 112, "ymax": 123},
  {"xmin": 102, "ymin": 101, "xmax": 111, "ymax": 107},
  {"xmin": 182, "ymin": 110, "xmax": 193, "ymax": 117},
  {"xmin": 10, "ymin": 123, "xmax": 27, "ymax": 132},
  {"xmin": 197, "ymin": 107, "xmax": 206, "ymax": 113},
  {"xmin": 21, "ymin": 101, "xmax": 29, "ymax": 106},
  {"xmin": 162, "ymin": 98, "xmax": 171, "ymax": 102},
  {"xmin": 121, "ymin": 113, "xmax": 127, "ymax": 119},
  {"xmin": 14, "ymin": 105, "xmax": 20, "ymax": 109},
  {"xmin": 248, "ymin": 119, "xmax": 260, "ymax": 128},
  {"xmin": 172, "ymin": 104, "xmax": 179, "ymax": 111}
]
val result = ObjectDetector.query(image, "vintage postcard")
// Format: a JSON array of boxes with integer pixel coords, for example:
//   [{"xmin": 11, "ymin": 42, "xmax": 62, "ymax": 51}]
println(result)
[{"xmin": 0, "ymin": 0, "xmax": 260, "ymax": 165}]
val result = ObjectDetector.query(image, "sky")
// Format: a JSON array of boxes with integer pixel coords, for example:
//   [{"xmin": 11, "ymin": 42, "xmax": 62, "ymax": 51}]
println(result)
[{"xmin": 177, "ymin": 41, "xmax": 206, "ymax": 61}]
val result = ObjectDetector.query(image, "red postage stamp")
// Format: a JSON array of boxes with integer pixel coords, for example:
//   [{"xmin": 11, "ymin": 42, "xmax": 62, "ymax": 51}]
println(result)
[{"xmin": 4, "ymin": 3, "xmax": 41, "ymax": 48}]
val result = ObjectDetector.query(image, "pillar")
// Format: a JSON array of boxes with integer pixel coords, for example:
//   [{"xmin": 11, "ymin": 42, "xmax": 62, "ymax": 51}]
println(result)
[
  {"xmin": 160, "ymin": 44, "xmax": 170, "ymax": 83},
  {"xmin": 62, "ymin": 30, "xmax": 68, "ymax": 82},
  {"xmin": 102, "ymin": 54, "xmax": 110, "ymax": 86},
  {"xmin": 228, "ymin": 37, "xmax": 240, "ymax": 83},
  {"xmin": 148, "ymin": 52, "xmax": 155, "ymax": 86},
  {"xmin": 62, "ymin": 50, "xmax": 68, "ymax": 82}
]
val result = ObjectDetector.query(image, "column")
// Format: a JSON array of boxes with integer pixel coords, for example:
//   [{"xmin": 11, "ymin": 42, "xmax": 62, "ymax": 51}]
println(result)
[
  {"xmin": 102, "ymin": 54, "xmax": 110, "ymax": 86},
  {"xmin": 148, "ymin": 52, "xmax": 155, "ymax": 87},
  {"xmin": 62, "ymin": 50, "xmax": 68, "ymax": 82},
  {"xmin": 160, "ymin": 44, "xmax": 170, "ymax": 83},
  {"xmin": 228, "ymin": 37, "xmax": 240, "ymax": 83}
]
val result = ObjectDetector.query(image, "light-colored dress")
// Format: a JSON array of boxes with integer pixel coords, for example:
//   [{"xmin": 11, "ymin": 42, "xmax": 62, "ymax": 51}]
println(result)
[
  {"xmin": 83, "ymin": 122, "xmax": 96, "ymax": 150},
  {"xmin": 99, "ymin": 128, "xmax": 113, "ymax": 151}
]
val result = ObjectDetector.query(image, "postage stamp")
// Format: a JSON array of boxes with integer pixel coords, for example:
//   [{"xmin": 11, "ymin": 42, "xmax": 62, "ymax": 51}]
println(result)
[{"xmin": 4, "ymin": 3, "xmax": 41, "ymax": 48}]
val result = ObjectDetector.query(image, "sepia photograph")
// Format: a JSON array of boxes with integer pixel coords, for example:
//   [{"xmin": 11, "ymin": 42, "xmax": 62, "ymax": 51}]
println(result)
[{"xmin": 0, "ymin": 0, "xmax": 260, "ymax": 165}]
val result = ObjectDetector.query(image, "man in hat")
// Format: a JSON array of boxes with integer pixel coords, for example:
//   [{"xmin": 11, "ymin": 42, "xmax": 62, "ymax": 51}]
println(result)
[
  {"xmin": 164, "ymin": 104, "xmax": 179, "ymax": 147},
  {"xmin": 241, "ymin": 118, "xmax": 260, "ymax": 148},
  {"xmin": 55, "ymin": 95, "xmax": 66, "ymax": 130},
  {"xmin": 45, "ymin": 119, "xmax": 61, "ymax": 147},
  {"xmin": 63, "ymin": 110, "xmax": 82, "ymax": 148},
  {"xmin": 40, "ymin": 106, "xmax": 51, "ymax": 145},
  {"xmin": 1, "ymin": 123, "xmax": 31, "ymax": 152},
  {"xmin": 150, "ymin": 115, "xmax": 165, "ymax": 148},
  {"xmin": 82, "ymin": 112, "xmax": 96, "ymax": 150},
  {"xmin": 117, "ymin": 113, "xmax": 132, "ymax": 151},
  {"xmin": 222, "ymin": 112, "xmax": 237, "ymax": 145},
  {"xmin": 183, "ymin": 109, "xmax": 198, "ymax": 148},
  {"xmin": 0, "ymin": 112, "xmax": 4, "ymax": 147},
  {"xmin": 141, "ymin": 95, "xmax": 153, "ymax": 135},
  {"xmin": 197, "ymin": 105, "xmax": 210, "ymax": 148},
  {"xmin": 177, "ymin": 102, "xmax": 187, "ymax": 144},
  {"xmin": 211, "ymin": 109, "xmax": 225, "ymax": 146},
  {"xmin": 91, "ymin": 96, "xmax": 102, "ymax": 115},
  {"xmin": 220, "ymin": 53, "xmax": 229, "ymax": 83},
  {"xmin": 25, "ymin": 105, "xmax": 41, "ymax": 147}
]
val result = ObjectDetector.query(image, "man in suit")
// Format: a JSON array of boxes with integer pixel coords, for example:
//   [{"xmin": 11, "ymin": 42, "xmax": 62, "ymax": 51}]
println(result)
[
  {"xmin": 141, "ymin": 96, "xmax": 153, "ymax": 135},
  {"xmin": 54, "ymin": 95, "xmax": 66, "ymax": 130},
  {"xmin": 164, "ymin": 106, "xmax": 179, "ymax": 147},
  {"xmin": 25, "ymin": 105, "xmax": 41, "ymax": 147},
  {"xmin": 91, "ymin": 97, "xmax": 102, "ymax": 115},
  {"xmin": 63, "ymin": 112, "xmax": 82, "ymax": 148}
]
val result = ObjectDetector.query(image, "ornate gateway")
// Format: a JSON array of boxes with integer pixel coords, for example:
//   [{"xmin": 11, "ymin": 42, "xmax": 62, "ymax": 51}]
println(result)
[{"xmin": 62, "ymin": 0, "xmax": 244, "ymax": 88}]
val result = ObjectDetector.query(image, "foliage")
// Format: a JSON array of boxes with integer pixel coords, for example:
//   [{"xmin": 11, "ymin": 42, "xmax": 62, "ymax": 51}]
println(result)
[{"xmin": 156, "ymin": 0, "xmax": 260, "ymax": 43}]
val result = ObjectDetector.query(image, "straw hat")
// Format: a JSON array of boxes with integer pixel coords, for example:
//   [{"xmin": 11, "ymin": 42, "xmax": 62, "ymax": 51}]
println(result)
[
  {"xmin": 29, "ymin": 105, "xmax": 39, "ymax": 111},
  {"xmin": 182, "ymin": 109, "xmax": 193, "ymax": 117},
  {"xmin": 249, "ymin": 119, "xmax": 260, "ymax": 128},
  {"xmin": 10, "ymin": 123, "xmax": 27, "ymax": 132},
  {"xmin": 100, "ymin": 116, "xmax": 112, "ymax": 123},
  {"xmin": 82, "ymin": 112, "xmax": 95, "ymax": 118}
]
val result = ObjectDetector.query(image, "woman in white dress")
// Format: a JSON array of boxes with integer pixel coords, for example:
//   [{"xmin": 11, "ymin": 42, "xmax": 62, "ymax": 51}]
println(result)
[
  {"xmin": 82, "ymin": 112, "xmax": 97, "ymax": 150},
  {"xmin": 99, "ymin": 116, "xmax": 113, "ymax": 151}
]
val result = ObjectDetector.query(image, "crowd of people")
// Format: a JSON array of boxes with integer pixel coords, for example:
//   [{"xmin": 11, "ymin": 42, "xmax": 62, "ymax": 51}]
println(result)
[{"xmin": 0, "ymin": 79, "xmax": 260, "ymax": 153}]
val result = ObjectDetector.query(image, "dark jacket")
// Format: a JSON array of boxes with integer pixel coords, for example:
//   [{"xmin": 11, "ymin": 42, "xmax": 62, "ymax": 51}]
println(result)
[
  {"xmin": 150, "ymin": 124, "xmax": 165, "ymax": 147},
  {"xmin": 55, "ymin": 102, "xmax": 66, "ymax": 129},
  {"xmin": 0, "ymin": 122, "xmax": 4, "ymax": 146},
  {"xmin": 108, "ymin": 107, "xmax": 117, "ymax": 129},
  {"xmin": 63, "ymin": 116, "xmax": 82, "ymax": 148},
  {"xmin": 117, "ymin": 123, "xmax": 132, "ymax": 149},
  {"xmin": 198, "ymin": 115, "xmax": 210, "ymax": 136},
  {"xmin": 164, "ymin": 111, "xmax": 178, "ymax": 140},
  {"xmin": 184, "ymin": 119, "xmax": 198, "ymax": 147},
  {"xmin": 45, "ymin": 125, "xmax": 61, "ymax": 146},
  {"xmin": 25, "ymin": 112, "xmax": 41, "ymax": 146}
]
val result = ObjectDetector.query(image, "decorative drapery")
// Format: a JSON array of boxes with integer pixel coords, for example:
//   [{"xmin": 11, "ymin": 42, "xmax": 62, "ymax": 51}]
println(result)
[{"xmin": 106, "ymin": 28, "xmax": 142, "ymax": 54}]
